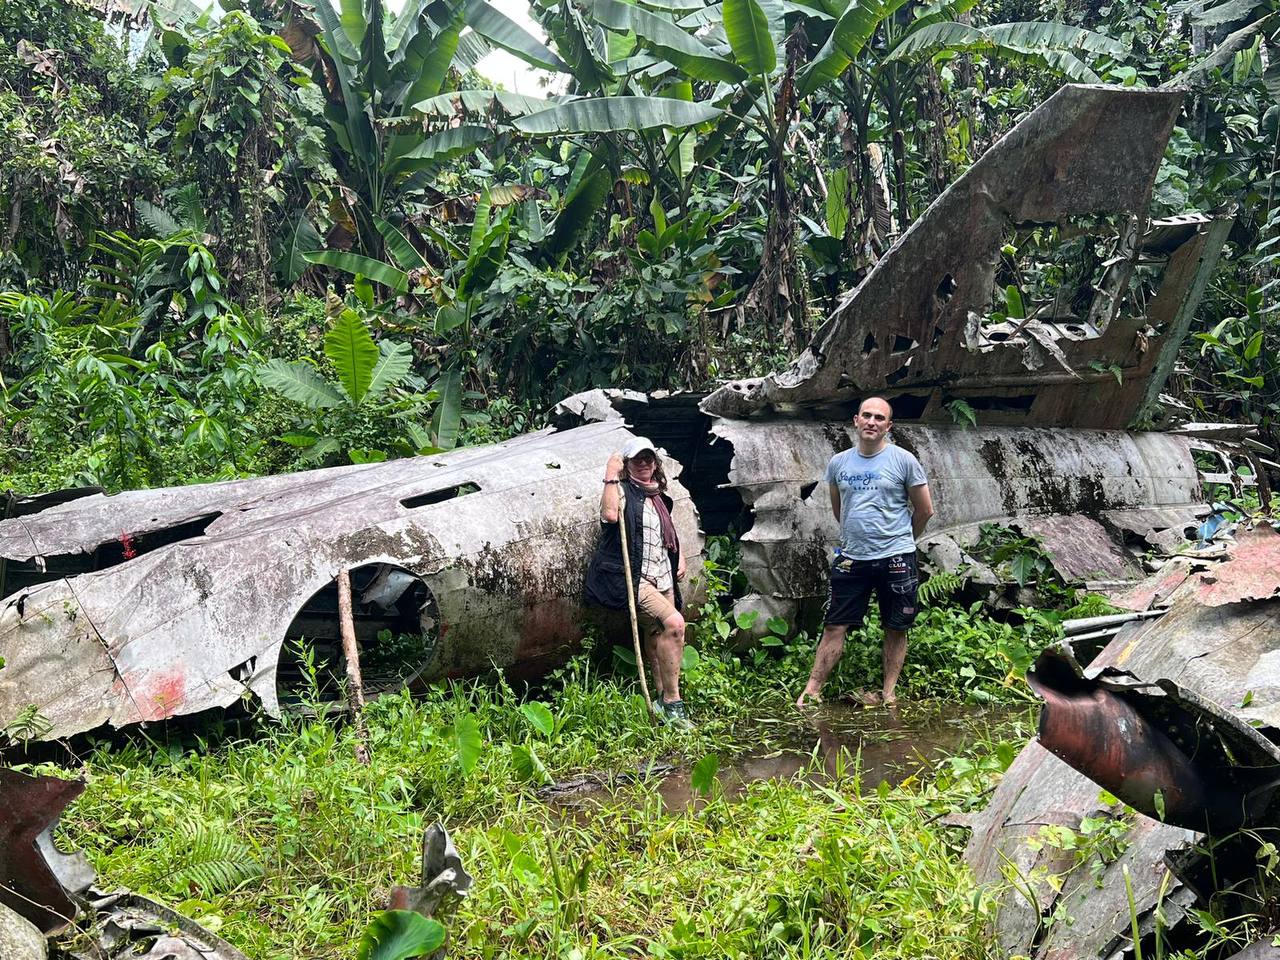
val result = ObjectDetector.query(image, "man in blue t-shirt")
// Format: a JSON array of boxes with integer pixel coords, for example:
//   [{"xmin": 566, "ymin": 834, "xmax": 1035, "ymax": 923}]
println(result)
[{"xmin": 796, "ymin": 396, "xmax": 934, "ymax": 708}]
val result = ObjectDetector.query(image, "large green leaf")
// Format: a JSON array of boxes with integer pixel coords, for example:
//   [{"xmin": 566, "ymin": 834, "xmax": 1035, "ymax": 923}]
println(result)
[
  {"xmin": 723, "ymin": 0, "xmax": 776, "ymax": 75},
  {"xmin": 982, "ymin": 21, "xmax": 1127, "ymax": 57},
  {"xmin": 466, "ymin": 0, "xmax": 568, "ymax": 70},
  {"xmin": 1191, "ymin": 0, "xmax": 1267, "ymax": 27},
  {"xmin": 514, "ymin": 95, "xmax": 722, "ymax": 133},
  {"xmin": 431, "ymin": 370, "xmax": 464, "ymax": 449},
  {"xmin": 372, "ymin": 215, "xmax": 427, "ymax": 270},
  {"xmin": 360, "ymin": 0, "xmax": 390, "ymax": 88},
  {"xmin": 357, "ymin": 911, "xmax": 445, "ymax": 960},
  {"xmin": 412, "ymin": 89, "xmax": 553, "ymax": 117},
  {"xmin": 324, "ymin": 308, "xmax": 381, "ymax": 405},
  {"xmin": 452, "ymin": 29, "xmax": 493, "ymax": 69},
  {"xmin": 799, "ymin": 0, "xmax": 910, "ymax": 93},
  {"xmin": 588, "ymin": 0, "xmax": 747, "ymax": 81},
  {"xmin": 258, "ymin": 359, "xmax": 347, "ymax": 409},
  {"xmin": 885, "ymin": 19, "xmax": 982, "ymax": 60},
  {"xmin": 543, "ymin": 165, "xmax": 611, "ymax": 260},
  {"xmin": 825, "ymin": 167, "xmax": 851, "ymax": 240},
  {"xmin": 403, "ymin": 5, "xmax": 466, "ymax": 105},
  {"xmin": 386, "ymin": 125, "xmax": 491, "ymax": 174},
  {"xmin": 278, "ymin": 215, "xmax": 323, "ymax": 285},
  {"xmin": 366, "ymin": 341, "xmax": 414, "ymax": 399},
  {"xmin": 520, "ymin": 701, "xmax": 555, "ymax": 737},
  {"xmin": 552, "ymin": 0, "xmax": 616, "ymax": 90},
  {"xmin": 313, "ymin": 0, "xmax": 376, "ymax": 169},
  {"xmin": 662, "ymin": 81, "xmax": 697, "ymax": 180},
  {"xmin": 304, "ymin": 250, "xmax": 410, "ymax": 293},
  {"xmin": 1178, "ymin": 13, "xmax": 1276, "ymax": 83},
  {"xmin": 339, "ymin": 0, "xmax": 367, "ymax": 48}
]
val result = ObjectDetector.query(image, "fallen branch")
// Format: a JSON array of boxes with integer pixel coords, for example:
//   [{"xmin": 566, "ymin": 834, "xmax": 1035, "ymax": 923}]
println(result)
[{"xmin": 337, "ymin": 567, "xmax": 371, "ymax": 764}]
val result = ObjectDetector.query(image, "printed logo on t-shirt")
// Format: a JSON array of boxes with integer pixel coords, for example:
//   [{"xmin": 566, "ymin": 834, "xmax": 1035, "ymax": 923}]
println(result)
[{"xmin": 836, "ymin": 469, "xmax": 880, "ymax": 490}]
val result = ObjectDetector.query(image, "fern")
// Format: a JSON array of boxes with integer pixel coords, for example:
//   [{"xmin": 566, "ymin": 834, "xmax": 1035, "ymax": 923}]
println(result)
[
  {"xmin": 135, "ymin": 199, "xmax": 182, "ymax": 239},
  {"xmin": 919, "ymin": 571, "xmax": 964, "ymax": 606},
  {"xmin": 156, "ymin": 821, "xmax": 263, "ymax": 896}
]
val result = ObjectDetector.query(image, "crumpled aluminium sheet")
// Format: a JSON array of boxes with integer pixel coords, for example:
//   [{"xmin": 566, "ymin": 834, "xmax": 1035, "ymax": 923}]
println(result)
[{"xmin": 0, "ymin": 421, "xmax": 704, "ymax": 739}]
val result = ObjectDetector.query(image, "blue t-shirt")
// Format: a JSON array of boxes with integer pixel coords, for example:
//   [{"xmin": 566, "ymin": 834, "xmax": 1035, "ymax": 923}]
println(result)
[{"xmin": 824, "ymin": 444, "xmax": 928, "ymax": 560}]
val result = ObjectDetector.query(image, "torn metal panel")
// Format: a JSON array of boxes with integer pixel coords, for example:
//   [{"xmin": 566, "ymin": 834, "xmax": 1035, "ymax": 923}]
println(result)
[
  {"xmin": 1012, "ymin": 515, "xmax": 1139, "ymax": 583},
  {"xmin": 702, "ymin": 85, "xmax": 1230, "ymax": 430},
  {"xmin": 1, "ymin": 767, "xmax": 250, "ymax": 959},
  {"xmin": 964, "ymin": 738, "xmax": 1197, "ymax": 958},
  {"xmin": 0, "ymin": 421, "xmax": 704, "ymax": 740},
  {"xmin": 1030, "ymin": 648, "xmax": 1280, "ymax": 832},
  {"xmin": 971, "ymin": 530, "xmax": 1280, "ymax": 958},
  {"xmin": 0, "ymin": 768, "xmax": 89, "ymax": 934}
]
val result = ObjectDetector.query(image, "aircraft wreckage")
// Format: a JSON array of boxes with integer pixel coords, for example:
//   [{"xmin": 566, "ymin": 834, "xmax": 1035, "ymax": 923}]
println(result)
[{"xmin": 0, "ymin": 83, "xmax": 1271, "ymax": 743}]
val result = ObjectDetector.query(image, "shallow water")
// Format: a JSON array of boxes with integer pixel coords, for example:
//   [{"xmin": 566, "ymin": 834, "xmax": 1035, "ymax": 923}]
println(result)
[{"xmin": 542, "ymin": 700, "xmax": 1027, "ymax": 812}]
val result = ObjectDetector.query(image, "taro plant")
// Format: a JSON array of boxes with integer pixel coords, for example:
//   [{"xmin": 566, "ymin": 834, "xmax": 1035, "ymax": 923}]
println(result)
[
  {"xmin": 256, "ymin": 298, "xmax": 462, "ymax": 463},
  {"xmin": 357, "ymin": 910, "xmax": 445, "ymax": 960}
]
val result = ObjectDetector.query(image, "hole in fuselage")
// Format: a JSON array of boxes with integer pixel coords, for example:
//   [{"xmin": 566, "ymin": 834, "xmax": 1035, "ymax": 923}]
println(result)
[
  {"xmin": 277, "ymin": 563, "xmax": 439, "ymax": 706},
  {"xmin": 401, "ymin": 483, "xmax": 480, "ymax": 509}
]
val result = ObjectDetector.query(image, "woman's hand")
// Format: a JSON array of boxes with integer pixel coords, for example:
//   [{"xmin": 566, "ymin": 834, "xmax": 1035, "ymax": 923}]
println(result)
[
  {"xmin": 677, "ymin": 555, "xmax": 687, "ymax": 580},
  {"xmin": 605, "ymin": 451, "xmax": 624, "ymax": 480}
]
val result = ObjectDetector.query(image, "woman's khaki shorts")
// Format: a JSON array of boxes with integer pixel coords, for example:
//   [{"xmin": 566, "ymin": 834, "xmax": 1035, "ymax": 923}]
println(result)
[{"xmin": 638, "ymin": 582, "xmax": 677, "ymax": 632}]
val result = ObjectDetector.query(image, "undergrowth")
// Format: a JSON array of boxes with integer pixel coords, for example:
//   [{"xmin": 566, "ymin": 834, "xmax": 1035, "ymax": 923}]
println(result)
[{"xmin": 32, "ymin": 605, "xmax": 1044, "ymax": 960}]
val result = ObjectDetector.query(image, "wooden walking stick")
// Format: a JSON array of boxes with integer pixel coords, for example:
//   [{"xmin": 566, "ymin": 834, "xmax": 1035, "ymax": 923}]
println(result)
[{"xmin": 614, "ymin": 481, "xmax": 654, "ymax": 716}]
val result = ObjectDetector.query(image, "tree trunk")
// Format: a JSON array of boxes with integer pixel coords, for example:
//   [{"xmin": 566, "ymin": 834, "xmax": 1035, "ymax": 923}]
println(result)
[
  {"xmin": 920, "ymin": 63, "xmax": 950, "ymax": 200},
  {"xmin": 747, "ymin": 23, "xmax": 809, "ymax": 350}
]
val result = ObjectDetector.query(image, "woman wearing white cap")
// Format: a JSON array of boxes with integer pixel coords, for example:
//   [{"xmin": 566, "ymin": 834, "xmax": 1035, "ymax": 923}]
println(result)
[{"xmin": 584, "ymin": 437, "xmax": 692, "ymax": 728}]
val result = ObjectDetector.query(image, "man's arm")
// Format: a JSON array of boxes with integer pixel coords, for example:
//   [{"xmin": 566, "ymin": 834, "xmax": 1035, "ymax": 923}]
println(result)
[
  {"xmin": 829, "ymin": 483, "xmax": 842, "ymax": 523},
  {"xmin": 909, "ymin": 483, "xmax": 934, "ymax": 539}
]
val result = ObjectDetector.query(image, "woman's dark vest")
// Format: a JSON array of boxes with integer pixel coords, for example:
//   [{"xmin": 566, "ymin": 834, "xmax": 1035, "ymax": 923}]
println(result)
[{"xmin": 583, "ymin": 482, "xmax": 683, "ymax": 612}]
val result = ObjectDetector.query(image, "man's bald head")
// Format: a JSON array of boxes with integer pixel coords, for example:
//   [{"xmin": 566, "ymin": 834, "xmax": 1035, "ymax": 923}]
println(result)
[{"xmin": 858, "ymin": 397, "xmax": 894, "ymax": 421}]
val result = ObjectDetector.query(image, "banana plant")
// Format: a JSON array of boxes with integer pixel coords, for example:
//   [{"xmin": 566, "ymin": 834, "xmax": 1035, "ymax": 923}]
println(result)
[
  {"xmin": 290, "ymin": 0, "xmax": 562, "ymax": 259},
  {"xmin": 257, "ymin": 300, "xmax": 461, "ymax": 462},
  {"xmin": 791, "ymin": 0, "xmax": 1127, "ymax": 237}
]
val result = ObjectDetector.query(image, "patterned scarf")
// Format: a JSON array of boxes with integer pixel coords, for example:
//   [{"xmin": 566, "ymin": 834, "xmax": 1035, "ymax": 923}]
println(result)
[{"xmin": 628, "ymin": 477, "xmax": 678, "ymax": 552}]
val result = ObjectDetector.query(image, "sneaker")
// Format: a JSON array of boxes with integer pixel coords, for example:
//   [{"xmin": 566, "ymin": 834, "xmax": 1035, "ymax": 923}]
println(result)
[
  {"xmin": 649, "ymin": 686, "xmax": 665, "ymax": 718},
  {"xmin": 660, "ymin": 698, "xmax": 695, "ymax": 731}
]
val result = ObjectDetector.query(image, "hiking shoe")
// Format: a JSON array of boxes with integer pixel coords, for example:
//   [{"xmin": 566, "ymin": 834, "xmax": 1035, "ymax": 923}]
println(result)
[
  {"xmin": 660, "ymin": 698, "xmax": 695, "ymax": 731},
  {"xmin": 649, "ymin": 687, "xmax": 665, "ymax": 718}
]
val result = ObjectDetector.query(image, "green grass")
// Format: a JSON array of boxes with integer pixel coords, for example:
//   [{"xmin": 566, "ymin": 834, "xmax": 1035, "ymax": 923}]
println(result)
[{"xmin": 31, "ymin": 609, "xmax": 1050, "ymax": 958}]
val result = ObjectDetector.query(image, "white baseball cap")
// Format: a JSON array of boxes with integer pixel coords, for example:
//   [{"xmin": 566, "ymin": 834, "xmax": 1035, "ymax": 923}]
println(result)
[{"xmin": 623, "ymin": 436, "xmax": 658, "ymax": 459}]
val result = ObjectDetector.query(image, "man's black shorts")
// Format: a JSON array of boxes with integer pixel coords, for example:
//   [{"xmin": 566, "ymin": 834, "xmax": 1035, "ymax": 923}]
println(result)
[{"xmin": 824, "ymin": 551, "xmax": 920, "ymax": 630}]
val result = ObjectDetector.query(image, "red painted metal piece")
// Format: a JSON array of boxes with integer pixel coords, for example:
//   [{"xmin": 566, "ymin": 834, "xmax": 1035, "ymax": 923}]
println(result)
[{"xmin": 0, "ymin": 767, "xmax": 84, "ymax": 933}]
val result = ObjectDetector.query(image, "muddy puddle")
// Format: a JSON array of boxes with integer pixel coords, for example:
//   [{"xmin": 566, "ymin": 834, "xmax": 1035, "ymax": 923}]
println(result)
[{"xmin": 541, "ymin": 701, "xmax": 1028, "ymax": 813}]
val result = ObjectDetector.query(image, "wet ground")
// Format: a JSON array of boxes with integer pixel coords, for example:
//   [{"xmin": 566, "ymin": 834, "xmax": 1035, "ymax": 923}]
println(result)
[{"xmin": 541, "ymin": 700, "xmax": 1029, "ymax": 812}]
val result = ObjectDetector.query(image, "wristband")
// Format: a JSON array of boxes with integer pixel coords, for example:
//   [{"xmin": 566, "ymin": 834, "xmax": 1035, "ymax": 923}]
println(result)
[{"xmin": 603, "ymin": 478, "xmax": 621, "ymax": 484}]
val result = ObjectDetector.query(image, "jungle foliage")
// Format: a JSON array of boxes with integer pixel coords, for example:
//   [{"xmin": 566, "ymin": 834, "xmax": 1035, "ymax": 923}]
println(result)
[{"xmin": 1, "ymin": 0, "xmax": 1277, "ymax": 492}]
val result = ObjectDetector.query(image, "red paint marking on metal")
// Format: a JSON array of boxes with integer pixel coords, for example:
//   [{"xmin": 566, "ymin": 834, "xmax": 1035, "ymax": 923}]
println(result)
[
  {"xmin": 1110, "ymin": 564, "xmax": 1192, "ymax": 612},
  {"xmin": 124, "ymin": 669, "xmax": 188, "ymax": 721}
]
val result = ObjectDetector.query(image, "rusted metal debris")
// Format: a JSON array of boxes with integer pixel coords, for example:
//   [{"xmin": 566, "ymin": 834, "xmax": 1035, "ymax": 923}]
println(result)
[
  {"xmin": 387, "ymin": 823, "xmax": 472, "ymax": 960},
  {"xmin": 0, "ymin": 83, "xmax": 1254, "ymax": 740},
  {"xmin": 969, "ymin": 526, "xmax": 1280, "ymax": 959},
  {"xmin": 0, "ymin": 767, "xmax": 250, "ymax": 959}
]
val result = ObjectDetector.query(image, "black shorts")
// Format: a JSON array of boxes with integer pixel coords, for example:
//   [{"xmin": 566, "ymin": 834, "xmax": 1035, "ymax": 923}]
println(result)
[{"xmin": 824, "ymin": 551, "xmax": 920, "ymax": 630}]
